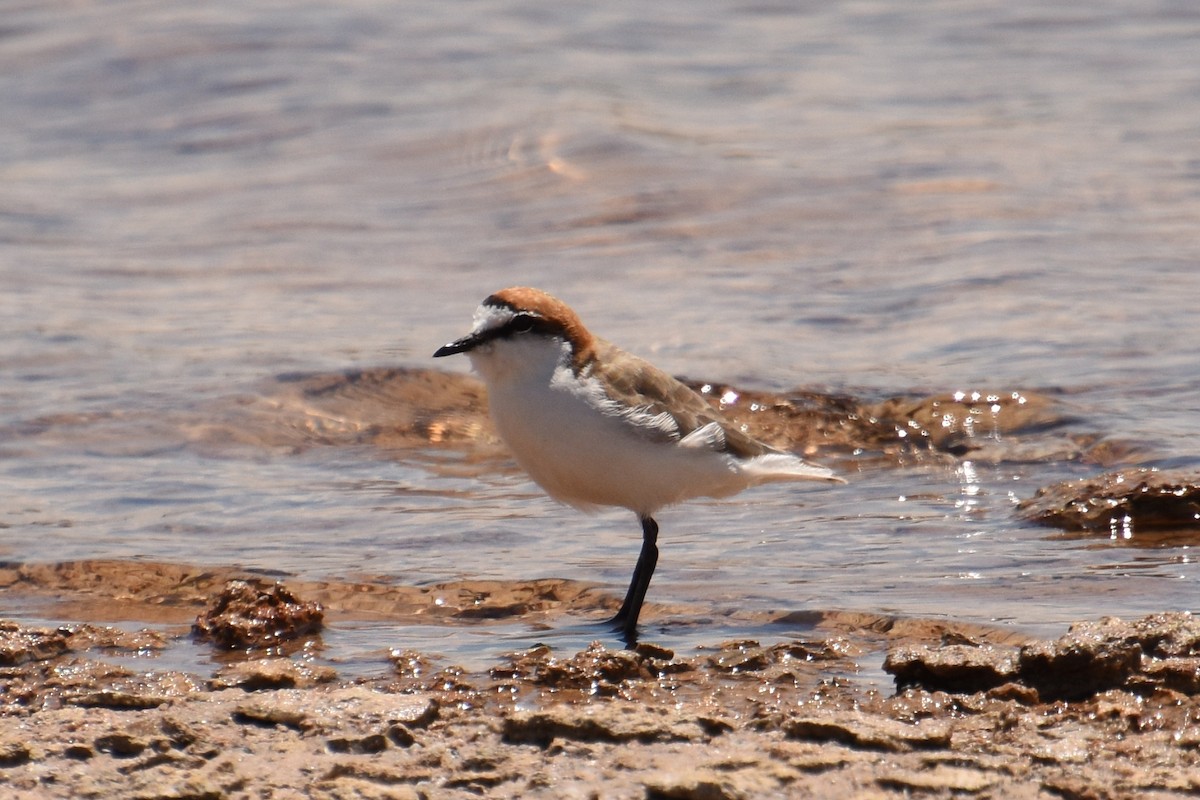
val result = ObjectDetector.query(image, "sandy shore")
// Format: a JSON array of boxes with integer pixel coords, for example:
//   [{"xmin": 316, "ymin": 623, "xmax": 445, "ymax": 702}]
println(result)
[{"xmin": 3, "ymin": 564, "xmax": 1200, "ymax": 798}]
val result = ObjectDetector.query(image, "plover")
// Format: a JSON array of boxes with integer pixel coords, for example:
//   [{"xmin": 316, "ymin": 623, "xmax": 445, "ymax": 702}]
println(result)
[{"xmin": 434, "ymin": 287, "xmax": 841, "ymax": 643}]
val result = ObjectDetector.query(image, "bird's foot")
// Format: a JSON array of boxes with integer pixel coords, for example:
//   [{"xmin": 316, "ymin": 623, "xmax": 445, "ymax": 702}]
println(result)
[{"xmin": 602, "ymin": 611, "xmax": 639, "ymax": 648}]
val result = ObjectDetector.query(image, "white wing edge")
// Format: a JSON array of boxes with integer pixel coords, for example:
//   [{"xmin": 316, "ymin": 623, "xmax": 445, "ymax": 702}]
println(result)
[{"xmin": 741, "ymin": 453, "xmax": 845, "ymax": 484}]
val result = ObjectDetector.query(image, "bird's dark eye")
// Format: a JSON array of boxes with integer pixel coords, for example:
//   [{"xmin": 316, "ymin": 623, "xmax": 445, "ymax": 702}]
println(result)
[{"xmin": 509, "ymin": 314, "xmax": 537, "ymax": 334}]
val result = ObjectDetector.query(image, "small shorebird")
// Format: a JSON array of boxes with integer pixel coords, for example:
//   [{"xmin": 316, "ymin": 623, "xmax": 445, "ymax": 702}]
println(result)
[{"xmin": 434, "ymin": 287, "xmax": 841, "ymax": 643}]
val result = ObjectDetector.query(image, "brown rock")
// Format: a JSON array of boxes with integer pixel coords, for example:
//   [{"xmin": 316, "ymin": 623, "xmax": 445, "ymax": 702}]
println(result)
[
  {"xmin": 1019, "ymin": 468, "xmax": 1200, "ymax": 535},
  {"xmin": 312, "ymin": 778, "xmax": 423, "ymax": 800},
  {"xmin": 159, "ymin": 716, "xmax": 200, "ymax": 750},
  {"xmin": 0, "ymin": 737, "xmax": 32, "ymax": 767},
  {"xmin": 1079, "ymin": 612, "xmax": 1200, "ymax": 658},
  {"xmin": 1141, "ymin": 657, "xmax": 1200, "ymax": 694},
  {"xmin": 884, "ymin": 613, "xmax": 1200, "ymax": 701},
  {"xmin": 93, "ymin": 732, "xmax": 148, "ymax": 757},
  {"xmin": 498, "ymin": 641, "xmax": 671, "ymax": 698},
  {"xmin": 66, "ymin": 624, "xmax": 171, "ymax": 654},
  {"xmin": 67, "ymin": 690, "xmax": 174, "ymax": 710},
  {"xmin": 387, "ymin": 694, "xmax": 439, "ymax": 729},
  {"xmin": 325, "ymin": 733, "xmax": 388, "ymax": 754},
  {"xmin": 783, "ymin": 711, "xmax": 952, "ymax": 752},
  {"xmin": 502, "ymin": 704, "xmax": 696, "ymax": 747},
  {"xmin": 192, "ymin": 580, "xmax": 324, "ymax": 650},
  {"xmin": 877, "ymin": 765, "xmax": 996, "ymax": 793},
  {"xmin": 1017, "ymin": 629, "xmax": 1142, "ymax": 701},
  {"xmin": 210, "ymin": 657, "xmax": 338, "ymax": 690},
  {"xmin": 866, "ymin": 389, "xmax": 1069, "ymax": 456},
  {"xmin": 233, "ymin": 698, "xmax": 313, "ymax": 732},
  {"xmin": 644, "ymin": 768, "xmax": 779, "ymax": 800},
  {"xmin": 0, "ymin": 621, "xmax": 71, "ymax": 665},
  {"xmin": 234, "ymin": 687, "xmax": 437, "ymax": 740},
  {"xmin": 708, "ymin": 641, "xmax": 773, "ymax": 674},
  {"xmin": 885, "ymin": 644, "xmax": 1016, "ymax": 693}
]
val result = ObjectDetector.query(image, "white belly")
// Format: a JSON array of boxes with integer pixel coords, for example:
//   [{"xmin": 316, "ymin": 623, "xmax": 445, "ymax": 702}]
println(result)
[{"xmin": 486, "ymin": 375, "xmax": 743, "ymax": 516}]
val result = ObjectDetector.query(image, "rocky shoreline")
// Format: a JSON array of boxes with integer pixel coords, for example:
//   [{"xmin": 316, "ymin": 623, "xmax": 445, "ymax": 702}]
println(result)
[{"xmin": 3, "ymin": 570, "xmax": 1200, "ymax": 799}]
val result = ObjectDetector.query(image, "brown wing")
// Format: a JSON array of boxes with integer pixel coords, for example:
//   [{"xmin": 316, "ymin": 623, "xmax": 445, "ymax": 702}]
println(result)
[{"xmin": 585, "ymin": 339, "xmax": 770, "ymax": 459}]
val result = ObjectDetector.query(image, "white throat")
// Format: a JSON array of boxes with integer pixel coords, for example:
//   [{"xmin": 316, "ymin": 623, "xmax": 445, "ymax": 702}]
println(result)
[{"xmin": 467, "ymin": 333, "xmax": 573, "ymax": 388}]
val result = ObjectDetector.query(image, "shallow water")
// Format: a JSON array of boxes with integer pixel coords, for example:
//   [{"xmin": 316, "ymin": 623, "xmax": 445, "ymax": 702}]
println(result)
[{"xmin": 2, "ymin": 0, "xmax": 1199, "ymax": 670}]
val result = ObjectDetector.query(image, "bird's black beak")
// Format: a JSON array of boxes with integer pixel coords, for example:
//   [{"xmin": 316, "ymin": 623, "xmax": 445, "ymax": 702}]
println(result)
[{"xmin": 433, "ymin": 333, "xmax": 481, "ymax": 358}]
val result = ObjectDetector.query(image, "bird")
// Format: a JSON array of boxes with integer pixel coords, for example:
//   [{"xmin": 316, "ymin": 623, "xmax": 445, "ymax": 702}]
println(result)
[{"xmin": 433, "ymin": 287, "xmax": 841, "ymax": 644}]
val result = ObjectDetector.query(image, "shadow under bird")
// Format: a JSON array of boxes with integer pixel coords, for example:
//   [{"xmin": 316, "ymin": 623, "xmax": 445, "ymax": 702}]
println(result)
[{"xmin": 434, "ymin": 287, "xmax": 842, "ymax": 645}]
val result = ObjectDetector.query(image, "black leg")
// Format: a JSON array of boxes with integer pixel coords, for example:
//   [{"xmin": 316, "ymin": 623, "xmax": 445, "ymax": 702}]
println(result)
[{"xmin": 607, "ymin": 516, "xmax": 658, "ymax": 646}]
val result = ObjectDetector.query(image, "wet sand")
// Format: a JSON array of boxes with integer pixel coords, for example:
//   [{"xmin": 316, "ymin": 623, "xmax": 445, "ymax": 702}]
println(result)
[{"xmin": 3, "ymin": 561, "xmax": 1200, "ymax": 798}]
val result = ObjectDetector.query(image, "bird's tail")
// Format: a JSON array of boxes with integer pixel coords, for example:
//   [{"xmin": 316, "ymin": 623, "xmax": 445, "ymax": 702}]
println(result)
[{"xmin": 742, "ymin": 453, "xmax": 845, "ymax": 484}]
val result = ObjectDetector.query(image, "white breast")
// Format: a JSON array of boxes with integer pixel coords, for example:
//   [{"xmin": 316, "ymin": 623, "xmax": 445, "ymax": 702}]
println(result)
[{"xmin": 471, "ymin": 338, "xmax": 746, "ymax": 516}]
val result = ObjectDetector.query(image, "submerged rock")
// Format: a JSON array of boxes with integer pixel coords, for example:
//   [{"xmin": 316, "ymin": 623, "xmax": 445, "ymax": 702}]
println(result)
[
  {"xmin": 262, "ymin": 367, "xmax": 1089, "ymax": 465},
  {"xmin": 688, "ymin": 381, "xmax": 1076, "ymax": 461},
  {"xmin": 865, "ymin": 389, "xmax": 1070, "ymax": 456},
  {"xmin": 1018, "ymin": 468, "xmax": 1200, "ymax": 535}
]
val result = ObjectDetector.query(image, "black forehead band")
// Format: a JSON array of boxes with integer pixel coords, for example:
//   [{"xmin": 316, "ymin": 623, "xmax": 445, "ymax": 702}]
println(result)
[{"xmin": 477, "ymin": 307, "xmax": 558, "ymax": 343}]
